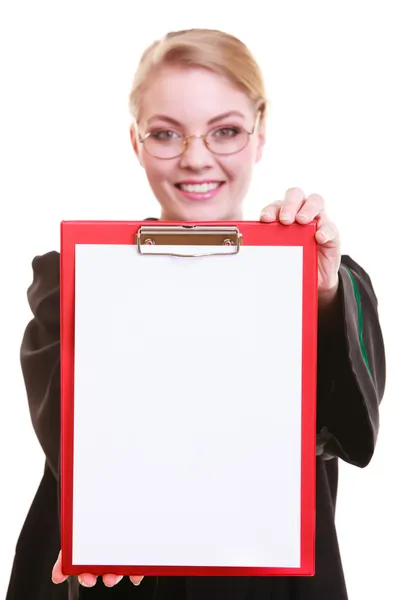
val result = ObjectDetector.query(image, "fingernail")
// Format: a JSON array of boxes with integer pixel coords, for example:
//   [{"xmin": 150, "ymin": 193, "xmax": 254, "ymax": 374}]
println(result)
[
  {"xmin": 115, "ymin": 576, "xmax": 123, "ymax": 584},
  {"xmin": 78, "ymin": 577, "xmax": 89, "ymax": 587},
  {"xmin": 261, "ymin": 212, "xmax": 274, "ymax": 220},
  {"xmin": 280, "ymin": 212, "xmax": 291, "ymax": 221},
  {"xmin": 134, "ymin": 579, "xmax": 143, "ymax": 586}
]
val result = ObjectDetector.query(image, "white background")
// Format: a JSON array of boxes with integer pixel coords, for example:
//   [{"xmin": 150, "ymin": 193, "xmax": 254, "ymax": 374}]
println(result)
[{"xmin": 0, "ymin": 1, "xmax": 398, "ymax": 598}]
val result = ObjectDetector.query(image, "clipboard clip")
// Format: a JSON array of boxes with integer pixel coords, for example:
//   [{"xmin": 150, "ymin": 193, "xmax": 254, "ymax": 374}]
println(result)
[{"xmin": 135, "ymin": 225, "xmax": 242, "ymax": 257}]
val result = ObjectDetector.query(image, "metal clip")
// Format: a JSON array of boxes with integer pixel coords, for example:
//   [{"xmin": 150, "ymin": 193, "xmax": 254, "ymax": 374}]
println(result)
[{"xmin": 136, "ymin": 225, "xmax": 242, "ymax": 257}]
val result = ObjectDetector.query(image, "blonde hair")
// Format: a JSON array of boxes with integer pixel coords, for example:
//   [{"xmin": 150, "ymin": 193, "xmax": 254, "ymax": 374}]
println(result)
[{"xmin": 128, "ymin": 28, "xmax": 267, "ymax": 123}]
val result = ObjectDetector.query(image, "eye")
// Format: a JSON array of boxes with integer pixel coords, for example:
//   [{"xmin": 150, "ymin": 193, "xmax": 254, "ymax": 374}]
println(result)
[
  {"xmin": 212, "ymin": 126, "xmax": 242, "ymax": 138},
  {"xmin": 150, "ymin": 129, "xmax": 182, "ymax": 141}
]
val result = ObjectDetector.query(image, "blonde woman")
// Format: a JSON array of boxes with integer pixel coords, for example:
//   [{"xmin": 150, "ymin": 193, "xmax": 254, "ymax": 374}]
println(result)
[{"xmin": 7, "ymin": 29, "xmax": 385, "ymax": 600}]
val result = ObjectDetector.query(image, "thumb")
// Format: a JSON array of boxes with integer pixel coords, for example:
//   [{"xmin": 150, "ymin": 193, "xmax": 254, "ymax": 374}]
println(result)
[{"xmin": 52, "ymin": 550, "xmax": 68, "ymax": 584}]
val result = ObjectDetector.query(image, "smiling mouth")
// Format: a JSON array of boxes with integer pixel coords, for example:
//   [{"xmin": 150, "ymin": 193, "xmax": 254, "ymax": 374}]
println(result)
[{"xmin": 175, "ymin": 182, "xmax": 225, "ymax": 193}]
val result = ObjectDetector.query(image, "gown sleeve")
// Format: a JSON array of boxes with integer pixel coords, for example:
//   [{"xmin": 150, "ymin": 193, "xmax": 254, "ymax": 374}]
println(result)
[
  {"xmin": 20, "ymin": 251, "xmax": 61, "ymax": 478},
  {"xmin": 316, "ymin": 254, "xmax": 386, "ymax": 467}
]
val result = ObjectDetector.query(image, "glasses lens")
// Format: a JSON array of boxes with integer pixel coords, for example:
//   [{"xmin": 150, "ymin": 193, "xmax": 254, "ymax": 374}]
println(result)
[
  {"xmin": 144, "ymin": 134, "xmax": 184, "ymax": 159},
  {"xmin": 206, "ymin": 127, "xmax": 249, "ymax": 155}
]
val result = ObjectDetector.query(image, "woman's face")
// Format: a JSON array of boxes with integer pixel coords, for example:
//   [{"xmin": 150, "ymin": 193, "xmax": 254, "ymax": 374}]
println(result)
[{"xmin": 131, "ymin": 66, "xmax": 265, "ymax": 221}]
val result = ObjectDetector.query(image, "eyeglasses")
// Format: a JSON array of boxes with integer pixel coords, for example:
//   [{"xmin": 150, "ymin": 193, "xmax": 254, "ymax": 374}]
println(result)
[{"xmin": 138, "ymin": 111, "xmax": 262, "ymax": 160}]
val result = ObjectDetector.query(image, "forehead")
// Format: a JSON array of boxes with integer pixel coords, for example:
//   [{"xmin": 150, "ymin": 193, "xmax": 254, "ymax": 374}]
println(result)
[{"xmin": 139, "ymin": 66, "xmax": 254, "ymax": 125}]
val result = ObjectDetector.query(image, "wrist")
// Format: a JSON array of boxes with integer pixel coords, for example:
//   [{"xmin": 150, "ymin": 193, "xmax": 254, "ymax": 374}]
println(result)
[
  {"xmin": 318, "ymin": 277, "xmax": 339, "ymax": 309},
  {"xmin": 318, "ymin": 277, "xmax": 341, "ymax": 334}
]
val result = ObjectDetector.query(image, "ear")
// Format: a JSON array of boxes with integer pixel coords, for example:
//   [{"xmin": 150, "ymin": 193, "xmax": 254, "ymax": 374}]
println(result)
[
  {"xmin": 255, "ymin": 130, "xmax": 266, "ymax": 164},
  {"xmin": 255, "ymin": 118, "xmax": 266, "ymax": 164},
  {"xmin": 130, "ymin": 125, "xmax": 143, "ymax": 167}
]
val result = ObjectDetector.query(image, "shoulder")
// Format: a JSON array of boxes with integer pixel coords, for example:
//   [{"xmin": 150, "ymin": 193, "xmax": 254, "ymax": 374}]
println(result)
[
  {"xmin": 31, "ymin": 250, "xmax": 60, "ymax": 273},
  {"xmin": 30, "ymin": 251, "xmax": 60, "ymax": 287},
  {"xmin": 28, "ymin": 251, "xmax": 60, "ymax": 315}
]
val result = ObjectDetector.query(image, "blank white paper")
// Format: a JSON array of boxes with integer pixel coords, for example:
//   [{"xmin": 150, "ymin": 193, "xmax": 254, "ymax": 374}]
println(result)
[{"xmin": 72, "ymin": 243, "xmax": 304, "ymax": 568}]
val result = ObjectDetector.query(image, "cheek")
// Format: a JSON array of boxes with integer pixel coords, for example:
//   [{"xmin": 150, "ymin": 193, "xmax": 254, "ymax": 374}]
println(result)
[
  {"xmin": 142, "ymin": 156, "xmax": 171, "ymax": 187},
  {"xmin": 222, "ymin": 149, "xmax": 256, "ymax": 183}
]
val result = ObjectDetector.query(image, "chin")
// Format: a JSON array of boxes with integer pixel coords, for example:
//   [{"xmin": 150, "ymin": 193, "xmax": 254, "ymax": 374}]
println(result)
[
  {"xmin": 179, "ymin": 204, "xmax": 235, "ymax": 222},
  {"xmin": 158, "ymin": 187, "xmax": 242, "ymax": 221}
]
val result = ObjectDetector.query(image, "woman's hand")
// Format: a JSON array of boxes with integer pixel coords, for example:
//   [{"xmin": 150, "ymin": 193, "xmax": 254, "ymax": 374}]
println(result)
[
  {"xmin": 260, "ymin": 187, "xmax": 341, "ymax": 307},
  {"xmin": 51, "ymin": 550, "xmax": 144, "ymax": 588}
]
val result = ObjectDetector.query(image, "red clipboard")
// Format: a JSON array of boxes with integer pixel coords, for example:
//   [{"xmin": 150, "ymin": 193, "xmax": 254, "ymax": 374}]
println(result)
[{"xmin": 60, "ymin": 220, "xmax": 318, "ymax": 577}]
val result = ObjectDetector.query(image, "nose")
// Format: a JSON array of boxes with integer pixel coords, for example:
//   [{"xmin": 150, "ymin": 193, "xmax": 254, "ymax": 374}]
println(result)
[{"xmin": 179, "ymin": 135, "xmax": 214, "ymax": 171}]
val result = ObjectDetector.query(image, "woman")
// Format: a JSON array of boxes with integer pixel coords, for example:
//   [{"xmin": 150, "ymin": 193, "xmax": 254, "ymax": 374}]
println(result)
[{"xmin": 6, "ymin": 28, "xmax": 385, "ymax": 600}]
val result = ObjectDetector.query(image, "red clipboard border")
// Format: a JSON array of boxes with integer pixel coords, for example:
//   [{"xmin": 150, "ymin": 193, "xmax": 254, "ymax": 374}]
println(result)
[{"xmin": 60, "ymin": 220, "xmax": 318, "ymax": 577}]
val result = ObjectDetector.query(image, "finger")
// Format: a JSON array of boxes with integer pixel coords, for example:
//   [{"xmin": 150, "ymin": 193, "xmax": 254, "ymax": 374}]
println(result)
[
  {"xmin": 295, "ymin": 193, "xmax": 325, "ymax": 223},
  {"xmin": 103, "ymin": 574, "xmax": 124, "ymax": 587},
  {"xmin": 77, "ymin": 573, "xmax": 98, "ymax": 588},
  {"xmin": 279, "ymin": 187, "xmax": 306, "ymax": 224},
  {"xmin": 129, "ymin": 575, "xmax": 145, "ymax": 586},
  {"xmin": 315, "ymin": 218, "xmax": 339, "ymax": 246},
  {"xmin": 260, "ymin": 200, "xmax": 283, "ymax": 222},
  {"xmin": 52, "ymin": 550, "xmax": 68, "ymax": 585}
]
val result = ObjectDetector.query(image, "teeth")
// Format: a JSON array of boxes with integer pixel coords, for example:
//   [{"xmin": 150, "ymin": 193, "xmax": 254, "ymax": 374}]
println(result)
[{"xmin": 179, "ymin": 182, "xmax": 220, "ymax": 193}]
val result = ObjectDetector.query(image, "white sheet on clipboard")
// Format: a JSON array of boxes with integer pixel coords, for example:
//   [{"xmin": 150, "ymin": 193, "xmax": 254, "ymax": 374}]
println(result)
[{"xmin": 73, "ymin": 243, "xmax": 303, "ymax": 568}]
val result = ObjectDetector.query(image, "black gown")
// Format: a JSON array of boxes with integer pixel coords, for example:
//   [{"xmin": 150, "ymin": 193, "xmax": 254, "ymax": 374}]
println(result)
[{"xmin": 6, "ymin": 244, "xmax": 385, "ymax": 600}]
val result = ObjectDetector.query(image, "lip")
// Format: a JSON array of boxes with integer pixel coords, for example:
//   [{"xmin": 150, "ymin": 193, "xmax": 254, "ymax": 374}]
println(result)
[{"xmin": 175, "ymin": 181, "xmax": 225, "ymax": 201}]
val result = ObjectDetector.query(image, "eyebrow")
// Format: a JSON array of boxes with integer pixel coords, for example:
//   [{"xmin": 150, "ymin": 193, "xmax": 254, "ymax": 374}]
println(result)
[{"xmin": 146, "ymin": 111, "xmax": 246, "ymax": 127}]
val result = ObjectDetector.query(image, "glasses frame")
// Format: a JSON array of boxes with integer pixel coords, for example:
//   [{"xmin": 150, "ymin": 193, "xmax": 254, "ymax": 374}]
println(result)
[{"xmin": 138, "ymin": 110, "xmax": 262, "ymax": 160}]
